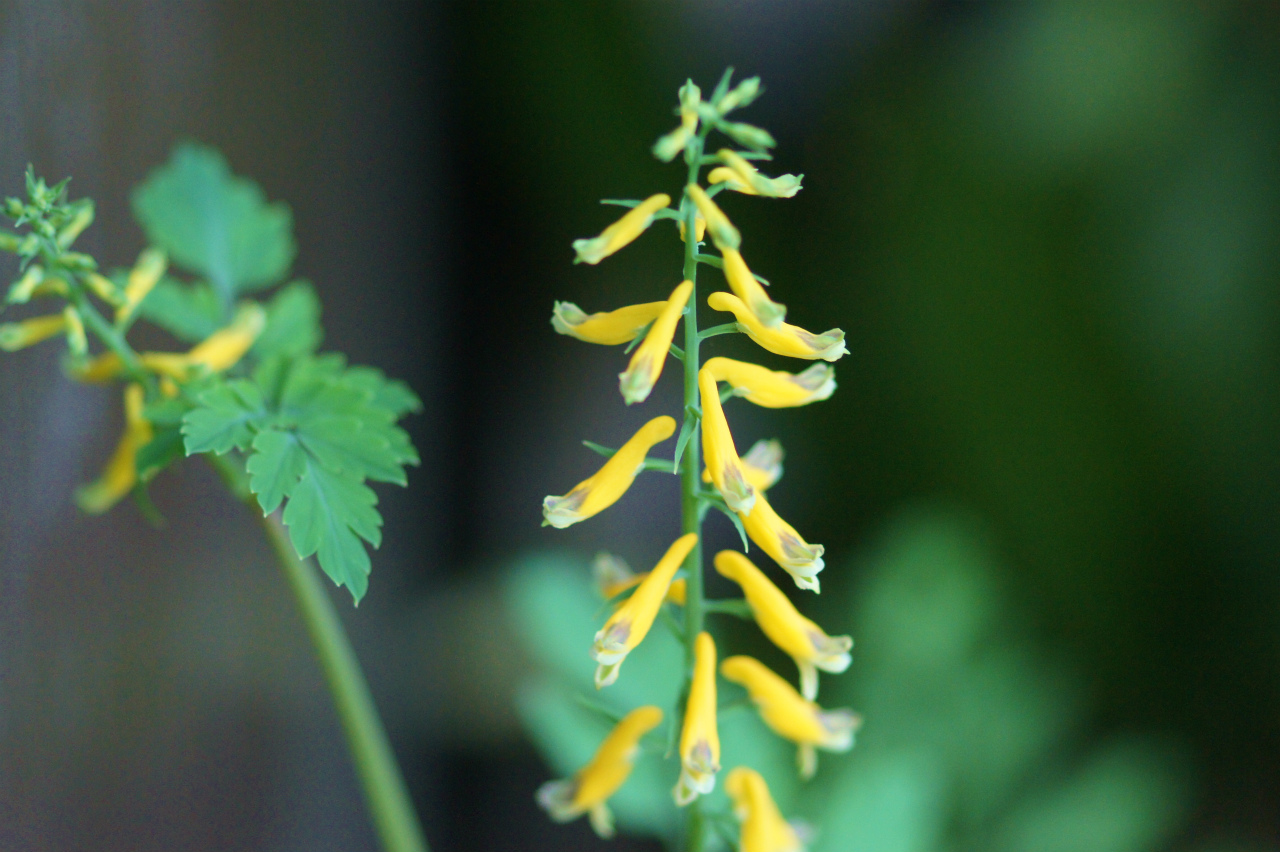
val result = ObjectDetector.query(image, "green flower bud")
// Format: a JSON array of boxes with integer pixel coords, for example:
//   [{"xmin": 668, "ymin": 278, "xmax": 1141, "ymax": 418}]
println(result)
[
  {"xmin": 716, "ymin": 76, "xmax": 761, "ymax": 114},
  {"xmin": 721, "ymin": 122, "xmax": 776, "ymax": 152}
]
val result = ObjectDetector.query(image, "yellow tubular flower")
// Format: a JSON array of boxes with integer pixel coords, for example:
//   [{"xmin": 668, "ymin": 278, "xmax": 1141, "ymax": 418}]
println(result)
[
  {"xmin": 592, "ymin": 552, "xmax": 686, "ymax": 606},
  {"xmin": 140, "ymin": 302, "xmax": 266, "ymax": 380},
  {"xmin": 551, "ymin": 300, "xmax": 666, "ymax": 345},
  {"xmin": 536, "ymin": 705, "xmax": 664, "ymax": 838},
  {"xmin": 0, "ymin": 314, "xmax": 67, "ymax": 351},
  {"xmin": 715, "ymin": 551, "xmax": 851, "ymax": 700},
  {"xmin": 726, "ymin": 767, "xmax": 806, "ymax": 852},
  {"xmin": 708, "ymin": 292, "xmax": 847, "ymax": 362},
  {"xmin": 83, "ymin": 272, "xmax": 122, "ymax": 306},
  {"xmin": 704, "ymin": 356, "xmax": 835, "ymax": 409},
  {"xmin": 7, "ymin": 265, "xmax": 44, "ymax": 305},
  {"xmin": 739, "ymin": 490, "xmax": 825, "ymax": 592},
  {"xmin": 619, "ymin": 279, "xmax": 692, "ymax": 405},
  {"xmin": 591, "ymin": 533, "xmax": 697, "ymax": 688},
  {"xmin": 542, "ymin": 415, "xmax": 676, "ymax": 529},
  {"xmin": 115, "ymin": 248, "xmax": 167, "ymax": 324},
  {"xmin": 653, "ymin": 81, "xmax": 701, "ymax": 162},
  {"xmin": 699, "ymin": 367, "xmax": 756, "ymax": 515},
  {"xmin": 573, "ymin": 194, "xmax": 671, "ymax": 265},
  {"xmin": 720, "ymin": 247, "xmax": 785, "ymax": 327},
  {"xmin": 686, "ymin": 183, "xmax": 741, "ymax": 250},
  {"xmin": 712, "ymin": 149, "xmax": 803, "ymax": 198},
  {"xmin": 675, "ymin": 631, "xmax": 720, "ymax": 805},
  {"xmin": 63, "ymin": 306, "xmax": 87, "ymax": 356},
  {"xmin": 703, "ymin": 437, "xmax": 784, "ymax": 493},
  {"xmin": 75, "ymin": 383, "xmax": 153, "ymax": 515},
  {"xmin": 677, "ymin": 213, "xmax": 707, "ymax": 244},
  {"xmin": 720, "ymin": 656, "xmax": 860, "ymax": 780}
]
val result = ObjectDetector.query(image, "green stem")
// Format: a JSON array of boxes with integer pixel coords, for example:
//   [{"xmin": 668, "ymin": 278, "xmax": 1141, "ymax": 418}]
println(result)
[{"xmin": 68, "ymin": 286, "xmax": 154, "ymax": 390}]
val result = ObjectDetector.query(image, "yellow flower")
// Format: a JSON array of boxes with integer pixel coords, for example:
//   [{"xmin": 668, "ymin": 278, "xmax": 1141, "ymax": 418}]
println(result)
[
  {"xmin": 63, "ymin": 306, "xmax": 87, "ymax": 356},
  {"xmin": 738, "ymin": 490, "xmax": 824, "ymax": 592},
  {"xmin": 592, "ymin": 551, "xmax": 687, "ymax": 606},
  {"xmin": 115, "ymin": 248, "xmax": 167, "ymax": 324},
  {"xmin": 551, "ymin": 300, "xmax": 667, "ymax": 345},
  {"xmin": 707, "ymin": 292, "xmax": 847, "ymax": 362},
  {"xmin": 542, "ymin": 415, "xmax": 676, "ymax": 528},
  {"xmin": 725, "ymin": 767, "xmax": 806, "ymax": 852},
  {"xmin": 703, "ymin": 356, "xmax": 835, "ymax": 408},
  {"xmin": 573, "ymin": 194, "xmax": 671, "ymax": 264},
  {"xmin": 686, "ymin": 183, "xmax": 741, "ymax": 250},
  {"xmin": 675, "ymin": 631, "xmax": 720, "ymax": 805},
  {"xmin": 592, "ymin": 533, "xmax": 697, "ymax": 687},
  {"xmin": 715, "ymin": 551, "xmax": 851, "ymax": 700},
  {"xmin": 619, "ymin": 279, "xmax": 692, "ymax": 404},
  {"xmin": 653, "ymin": 81, "xmax": 701, "ymax": 163},
  {"xmin": 536, "ymin": 705, "xmax": 664, "ymax": 838},
  {"xmin": 699, "ymin": 366, "xmax": 756, "ymax": 515},
  {"xmin": 677, "ymin": 213, "xmax": 707, "ymax": 244},
  {"xmin": 75, "ymin": 383, "xmax": 153, "ymax": 515},
  {"xmin": 720, "ymin": 655, "xmax": 860, "ymax": 780},
  {"xmin": 708, "ymin": 149, "xmax": 803, "ymax": 198},
  {"xmin": 703, "ymin": 438, "xmax": 784, "ymax": 493},
  {"xmin": 7, "ymin": 265, "xmax": 44, "ymax": 304},
  {"xmin": 720, "ymin": 247, "xmax": 785, "ymax": 328},
  {"xmin": 0, "ymin": 313, "xmax": 67, "ymax": 351}
]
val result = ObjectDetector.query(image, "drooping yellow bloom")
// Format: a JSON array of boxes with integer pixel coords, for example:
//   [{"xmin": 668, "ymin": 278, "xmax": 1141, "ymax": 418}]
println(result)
[
  {"xmin": 83, "ymin": 272, "xmax": 122, "ymax": 306},
  {"xmin": 653, "ymin": 81, "xmax": 701, "ymax": 163},
  {"xmin": 619, "ymin": 279, "xmax": 692, "ymax": 405},
  {"xmin": 551, "ymin": 300, "xmax": 667, "ymax": 345},
  {"xmin": 573, "ymin": 194, "xmax": 671, "ymax": 265},
  {"xmin": 720, "ymin": 655, "xmax": 860, "ymax": 779},
  {"xmin": 115, "ymin": 248, "xmax": 167, "ymax": 324},
  {"xmin": 591, "ymin": 533, "xmax": 697, "ymax": 687},
  {"xmin": 536, "ymin": 705, "xmax": 664, "ymax": 838},
  {"xmin": 720, "ymin": 247, "xmax": 785, "ymax": 328},
  {"xmin": 542, "ymin": 415, "xmax": 676, "ymax": 528},
  {"xmin": 715, "ymin": 551, "xmax": 851, "ymax": 700},
  {"xmin": 739, "ymin": 490, "xmax": 825, "ymax": 592},
  {"xmin": 75, "ymin": 383, "xmax": 153, "ymax": 515},
  {"xmin": 725, "ymin": 767, "xmax": 806, "ymax": 852},
  {"xmin": 686, "ymin": 183, "xmax": 741, "ymax": 251},
  {"xmin": 592, "ymin": 551, "xmax": 686, "ymax": 606},
  {"xmin": 699, "ymin": 366, "xmax": 756, "ymax": 515},
  {"xmin": 704, "ymin": 356, "xmax": 835, "ymax": 408},
  {"xmin": 708, "ymin": 149, "xmax": 803, "ymax": 198},
  {"xmin": 707, "ymin": 292, "xmax": 847, "ymax": 362},
  {"xmin": 675, "ymin": 631, "xmax": 720, "ymax": 805},
  {"xmin": 0, "ymin": 313, "xmax": 67, "ymax": 351},
  {"xmin": 703, "ymin": 438, "xmax": 784, "ymax": 493}
]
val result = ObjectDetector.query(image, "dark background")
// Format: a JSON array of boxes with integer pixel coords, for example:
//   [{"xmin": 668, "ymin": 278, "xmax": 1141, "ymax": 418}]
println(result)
[{"xmin": 1, "ymin": 2, "xmax": 1279, "ymax": 850}]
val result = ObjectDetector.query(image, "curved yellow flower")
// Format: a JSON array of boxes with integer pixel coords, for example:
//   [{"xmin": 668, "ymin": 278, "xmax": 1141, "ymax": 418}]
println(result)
[
  {"xmin": 703, "ymin": 356, "xmax": 834, "ymax": 409},
  {"xmin": 592, "ymin": 551, "xmax": 686, "ymax": 606},
  {"xmin": 591, "ymin": 533, "xmax": 697, "ymax": 687},
  {"xmin": 703, "ymin": 438, "xmax": 784, "ymax": 493},
  {"xmin": 725, "ymin": 767, "xmax": 806, "ymax": 852},
  {"xmin": 536, "ymin": 705, "xmax": 664, "ymax": 838},
  {"xmin": 720, "ymin": 247, "xmax": 785, "ymax": 328},
  {"xmin": 0, "ymin": 313, "xmax": 67, "ymax": 351},
  {"xmin": 720, "ymin": 655, "xmax": 860, "ymax": 779},
  {"xmin": 708, "ymin": 149, "xmax": 803, "ymax": 198},
  {"xmin": 653, "ymin": 81, "xmax": 701, "ymax": 163},
  {"xmin": 573, "ymin": 193, "xmax": 671, "ymax": 264},
  {"xmin": 115, "ymin": 248, "xmax": 167, "ymax": 324},
  {"xmin": 738, "ymin": 490, "xmax": 824, "ymax": 592},
  {"xmin": 699, "ymin": 366, "xmax": 756, "ymax": 515},
  {"xmin": 551, "ymin": 300, "xmax": 666, "ymax": 345},
  {"xmin": 675, "ymin": 631, "xmax": 720, "ymax": 805},
  {"xmin": 542, "ymin": 415, "xmax": 676, "ymax": 528},
  {"xmin": 620, "ymin": 280, "xmax": 692, "ymax": 404},
  {"xmin": 707, "ymin": 292, "xmax": 847, "ymax": 362},
  {"xmin": 686, "ymin": 183, "xmax": 741, "ymax": 251},
  {"xmin": 715, "ymin": 551, "xmax": 851, "ymax": 700},
  {"xmin": 74, "ymin": 383, "xmax": 152, "ymax": 515}
]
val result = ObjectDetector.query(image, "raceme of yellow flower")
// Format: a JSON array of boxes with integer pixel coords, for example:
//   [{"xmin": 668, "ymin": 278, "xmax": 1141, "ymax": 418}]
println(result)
[
  {"xmin": 115, "ymin": 247, "xmax": 167, "ymax": 324},
  {"xmin": 542, "ymin": 415, "xmax": 676, "ymax": 529},
  {"xmin": 708, "ymin": 149, "xmax": 803, "ymax": 199},
  {"xmin": 725, "ymin": 767, "xmax": 805, "ymax": 852},
  {"xmin": 707, "ymin": 292, "xmax": 848, "ymax": 362},
  {"xmin": 592, "ymin": 533, "xmax": 698, "ymax": 688},
  {"xmin": 738, "ymin": 490, "xmax": 825, "ymax": 592},
  {"xmin": 686, "ymin": 183, "xmax": 741, "ymax": 251},
  {"xmin": 703, "ymin": 438, "xmax": 784, "ymax": 494},
  {"xmin": 551, "ymin": 300, "xmax": 667, "ymax": 345},
  {"xmin": 0, "ymin": 313, "xmax": 67, "ymax": 351},
  {"xmin": 675, "ymin": 631, "xmax": 720, "ymax": 805},
  {"xmin": 74, "ymin": 383, "xmax": 153, "ymax": 515},
  {"xmin": 592, "ymin": 552, "xmax": 687, "ymax": 606},
  {"xmin": 536, "ymin": 705, "xmax": 664, "ymax": 838},
  {"xmin": 703, "ymin": 356, "xmax": 835, "ymax": 409},
  {"xmin": 699, "ymin": 366, "xmax": 756, "ymax": 515},
  {"xmin": 653, "ymin": 81, "xmax": 702, "ymax": 163},
  {"xmin": 720, "ymin": 247, "xmax": 785, "ymax": 328},
  {"xmin": 715, "ymin": 551, "xmax": 851, "ymax": 700},
  {"xmin": 573, "ymin": 194, "xmax": 671, "ymax": 265},
  {"xmin": 620, "ymin": 280, "xmax": 693, "ymax": 405},
  {"xmin": 720, "ymin": 655, "xmax": 860, "ymax": 780}
]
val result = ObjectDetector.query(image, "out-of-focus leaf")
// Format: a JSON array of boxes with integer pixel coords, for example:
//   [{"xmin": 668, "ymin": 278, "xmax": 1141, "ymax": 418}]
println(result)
[
  {"xmin": 251, "ymin": 279, "xmax": 323, "ymax": 360},
  {"xmin": 137, "ymin": 276, "xmax": 223, "ymax": 343}
]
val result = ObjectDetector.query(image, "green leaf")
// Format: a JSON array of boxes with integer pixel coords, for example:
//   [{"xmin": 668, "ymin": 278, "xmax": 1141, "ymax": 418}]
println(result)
[
  {"xmin": 282, "ymin": 456, "xmax": 381, "ymax": 601},
  {"xmin": 344, "ymin": 365, "xmax": 423, "ymax": 417},
  {"xmin": 136, "ymin": 426, "xmax": 186, "ymax": 482},
  {"xmin": 181, "ymin": 379, "xmax": 268, "ymax": 455},
  {"xmin": 137, "ymin": 276, "xmax": 223, "ymax": 343},
  {"xmin": 251, "ymin": 279, "xmax": 323, "ymax": 360},
  {"xmin": 246, "ymin": 429, "xmax": 307, "ymax": 515},
  {"xmin": 131, "ymin": 142, "xmax": 295, "ymax": 302}
]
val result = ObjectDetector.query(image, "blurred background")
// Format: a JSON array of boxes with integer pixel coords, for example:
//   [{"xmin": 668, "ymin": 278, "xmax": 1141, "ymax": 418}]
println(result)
[{"xmin": 2, "ymin": 1, "xmax": 1279, "ymax": 850}]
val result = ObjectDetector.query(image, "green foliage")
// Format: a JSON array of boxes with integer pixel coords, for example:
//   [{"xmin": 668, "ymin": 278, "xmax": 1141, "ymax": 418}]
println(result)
[
  {"xmin": 137, "ymin": 276, "xmax": 223, "ymax": 343},
  {"xmin": 252, "ymin": 280, "xmax": 323, "ymax": 359}
]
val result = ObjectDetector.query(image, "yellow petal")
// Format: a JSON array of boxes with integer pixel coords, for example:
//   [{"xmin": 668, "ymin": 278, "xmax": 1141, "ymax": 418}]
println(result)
[
  {"xmin": 677, "ymin": 213, "xmax": 707, "ymax": 244},
  {"xmin": 675, "ymin": 632, "xmax": 720, "ymax": 805},
  {"xmin": 0, "ymin": 314, "xmax": 67, "ymax": 351},
  {"xmin": 75, "ymin": 383, "xmax": 153, "ymax": 514},
  {"xmin": 115, "ymin": 248, "xmax": 167, "ymax": 324},
  {"xmin": 738, "ymin": 490, "xmax": 824, "ymax": 592},
  {"xmin": 725, "ymin": 767, "xmax": 806, "ymax": 852},
  {"xmin": 552, "ymin": 300, "xmax": 666, "ymax": 345},
  {"xmin": 717, "ymin": 149, "xmax": 803, "ymax": 198},
  {"xmin": 619, "ymin": 280, "xmax": 692, "ymax": 404},
  {"xmin": 702, "ymin": 437, "xmax": 784, "ymax": 492},
  {"xmin": 573, "ymin": 194, "xmax": 671, "ymax": 264},
  {"xmin": 699, "ymin": 367, "xmax": 756, "ymax": 514},
  {"xmin": 686, "ymin": 183, "xmax": 741, "ymax": 251},
  {"xmin": 720, "ymin": 248, "xmax": 785, "ymax": 327},
  {"xmin": 704, "ymin": 356, "xmax": 835, "ymax": 408},
  {"xmin": 707, "ymin": 166, "xmax": 757, "ymax": 195},
  {"xmin": 708, "ymin": 291, "xmax": 847, "ymax": 362}
]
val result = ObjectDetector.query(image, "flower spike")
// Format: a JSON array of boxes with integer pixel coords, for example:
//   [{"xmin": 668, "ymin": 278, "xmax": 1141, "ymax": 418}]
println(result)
[
  {"xmin": 715, "ymin": 550, "xmax": 851, "ymax": 699},
  {"xmin": 592, "ymin": 552, "xmax": 686, "ymax": 606},
  {"xmin": 739, "ymin": 490, "xmax": 825, "ymax": 592},
  {"xmin": 708, "ymin": 292, "xmax": 847, "ymax": 362},
  {"xmin": 74, "ymin": 383, "xmax": 153, "ymax": 515},
  {"xmin": 653, "ymin": 81, "xmax": 702, "ymax": 163},
  {"xmin": 592, "ymin": 533, "xmax": 698, "ymax": 687},
  {"xmin": 536, "ymin": 705, "xmax": 664, "ymax": 838},
  {"xmin": 551, "ymin": 300, "xmax": 667, "ymax": 345},
  {"xmin": 573, "ymin": 193, "xmax": 671, "ymax": 264},
  {"xmin": 620, "ymin": 279, "xmax": 692, "ymax": 404},
  {"xmin": 704, "ymin": 356, "xmax": 835, "ymax": 408},
  {"xmin": 686, "ymin": 183, "xmax": 741, "ymax": 251},
  {"xmin": 720, "ymin": 247, "xmax": 786, "ymax": 327},
  {"xmin": 725, "ymin": 766, "xmax": 806, "ymax": 852},
  {"xmin": 542, "ymin": 415, "xmax": 676, "ymax": 528},
  {"xmin": 709, "ymin": 149, "xmax": 803, "ymax": 198},
  {"xmin": 721, "ymin": 655, "xmax": 860, "ymax": 779},
  {"xmin": 675, "ymin": 632, "xmax": 720, "ymax": 805},
  {"xmin": 699, "ymin": 366, "xmax": 756, "ymax": 515}
]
